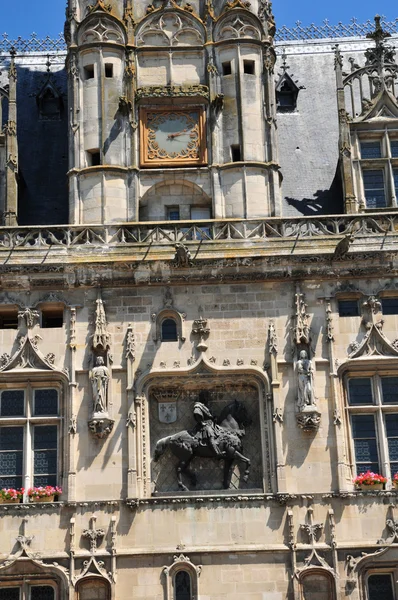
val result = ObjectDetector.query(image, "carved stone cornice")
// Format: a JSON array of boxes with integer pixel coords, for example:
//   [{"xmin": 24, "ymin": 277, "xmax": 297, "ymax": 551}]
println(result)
[{"xmin": 135, "ymin": 85, "xmax": 209, "ymax": 102}]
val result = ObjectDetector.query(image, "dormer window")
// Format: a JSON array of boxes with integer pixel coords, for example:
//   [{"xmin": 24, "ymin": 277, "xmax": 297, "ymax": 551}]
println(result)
[{"xmin": 276, "ymin": 79, "xmax": 298, "ymax": 112}]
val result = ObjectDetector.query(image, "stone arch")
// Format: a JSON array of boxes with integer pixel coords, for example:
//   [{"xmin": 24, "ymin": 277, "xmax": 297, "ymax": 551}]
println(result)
[
  {"xmin": 135, "ymin": 9, "xmax": 205, "ymax": 47},
  {"xmin": 75, "ymin": 576, "xmax": 111, "ymax": 600},
  {"xmin": 214, "ymin": 11, "xmax": 262, "ymax": 41},
  {"xmin": 139, "ymin": 179, "xmax": 212, "ymax": 221},
  {"xmin": 163, "ymin": 554, "xmax": 201, "ymax": 600},
  {"xmin": 135, "ymin": 355, "xmax": 271, "ymax": 494},
  {"xmin": 0, "ymin": 557, "xmax": 70, "ymax": 595},
  {"xmin": 299, "ymin": 568, "xmax": 336, "ymax": 600},
  {"xmin": 77, "ymin": 14, "xmax": 126, "ymax": 46}
]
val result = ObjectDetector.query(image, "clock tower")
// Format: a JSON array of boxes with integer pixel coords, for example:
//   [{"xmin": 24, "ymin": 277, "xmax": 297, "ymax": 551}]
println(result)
[{"xmin": 65, "ymin": 0, "xmax": 281, "ymax": 224}]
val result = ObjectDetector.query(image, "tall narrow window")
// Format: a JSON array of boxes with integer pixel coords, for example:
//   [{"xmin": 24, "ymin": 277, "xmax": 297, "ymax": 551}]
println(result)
[
  {"xmin": 222, "ymin": 61, "xmax": 232, "ymax": 76},
  {"xmin": 363, "ymin": 169, "xmax": 386, "ymax": 208},
  {"xmin": 105, "ymin": 64, "xmax": 113, "ymax": 78},
  {"xmin": 391, "ymin": 140, "xmax": 398, "ymax": 158},
  {"xmin": 175, "ymin": 571, "xmax": 192, "ymax": 600},
  {"xmin": 243, "ymin": 60, "xmax": 255, "ymax": 75},
  {"xmin": 161, "ymin": 318, "xmax": 178, "ymax": 342},
  {"xmin": 231, "ymin": 145, "xmax": 241, "ymax": 162},
  {"xmin": 84, "ymin": 65, "xmax": 95, "ymax": 80}
]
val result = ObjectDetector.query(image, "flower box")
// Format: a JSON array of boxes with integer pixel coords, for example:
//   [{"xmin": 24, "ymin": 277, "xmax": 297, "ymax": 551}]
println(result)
[
  {"xmin": 353, "ymin": 471, "xmax": 387, "ymax": 491},
  {"xmin": 0, "ymin": 489, "xmax": 22, "ymax": 503},
  {"xmin": 359, "ymin": 483, "xmax": 384, "ymax": 491},
  {"xmin": 27, "ymin": 486, "xmax": 62, "ymax": 503},
  {"xmin": 31, "ymin": 495, "xmax": 54, "ymax": 503}
]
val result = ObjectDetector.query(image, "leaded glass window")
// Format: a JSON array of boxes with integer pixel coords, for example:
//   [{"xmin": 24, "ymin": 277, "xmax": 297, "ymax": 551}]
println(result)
[
  {"xmin": 351, "ymin": 415, "xmax": 379, "ymax": 473},
  {"xmin": 0, "ymin": 390, "xmax": 24, "ymax": 417},
  {"xmin": 348, "ymin": 375, "xmax": 398, "ymax": 485},
  {"xmin": 30, "ymin": 587, "xmax": 55, "ymax": 600},
  {"xmin": 0, "ymin": 589, "xmax": 20, "ymax": 600},
  {"xmin": 391, "ymin": 141, "xmax": 398, "ymax": 158},
  {"xmin": 363, "ymin": 169, "xmax": 386, "ymax": 209},
  {"xmin": 361, "ymin": 141, "xmax": 382, "ymax": 159},
  {"xmin": 33, "ymin": 425, "xmax": 58, "ymax": 487},
  {"xmin": 0, "ymin": 426, "xmax": 23, "ymax": 488},
  {"xmin": 0, "ymin": 586, "xmax": 55, "ymax": 600},
  {"xmin": 0, "ymin": 386, "xmax": 60, "ymax": 497}
]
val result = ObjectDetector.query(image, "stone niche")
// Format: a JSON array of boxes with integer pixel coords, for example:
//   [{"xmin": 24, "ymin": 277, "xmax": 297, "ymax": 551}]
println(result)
[{"xmin": 150, "ymin": 380, "xmax": 264, "ymax": 494}]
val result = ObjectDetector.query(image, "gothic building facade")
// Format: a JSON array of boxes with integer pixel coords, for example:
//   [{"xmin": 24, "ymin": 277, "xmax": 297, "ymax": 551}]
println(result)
[{"xmin": 0, "ymin": 1, "xmax": 397, "ymax": 599}]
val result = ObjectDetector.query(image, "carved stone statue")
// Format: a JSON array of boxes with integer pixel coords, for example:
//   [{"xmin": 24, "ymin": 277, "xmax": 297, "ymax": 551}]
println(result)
[
  {"xmin": 90, "ymin": 356, "xmax": 110, "ymax": 414},
  {"xmin": 192, "ymin": 399, "xmax": 224, "ymax": 456},
  {"xmin": 154, "ymin": 395, "xmax": 251, "ymax": 491},
  {"xmin": 297, "ymin": 350, "xmax": 316, "ymax": 411}
]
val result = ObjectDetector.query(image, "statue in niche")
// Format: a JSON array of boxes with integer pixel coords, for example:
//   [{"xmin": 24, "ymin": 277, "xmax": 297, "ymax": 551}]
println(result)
[
  {"xmin": 297, "ymin": 350, "xmax": 316, "ymax": 411},
  {"xmin": 154, "ymin": 394, "xmax": 251, "ymax": 491},
  {"xmin": 90, "ymin": 356, "xmax": 110, "ymax": 414}
]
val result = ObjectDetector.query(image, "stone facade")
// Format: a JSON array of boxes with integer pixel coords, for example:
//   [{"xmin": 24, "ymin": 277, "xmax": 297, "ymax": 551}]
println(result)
[{"xmin": 0, "ymin": 3, "xmax": 398, "ymax": 600}]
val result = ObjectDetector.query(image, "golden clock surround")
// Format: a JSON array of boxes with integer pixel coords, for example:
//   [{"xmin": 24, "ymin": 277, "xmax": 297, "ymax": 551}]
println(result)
[{"xmin": 140, "ymin": 107, "xmax": 207, "ymax": 168}]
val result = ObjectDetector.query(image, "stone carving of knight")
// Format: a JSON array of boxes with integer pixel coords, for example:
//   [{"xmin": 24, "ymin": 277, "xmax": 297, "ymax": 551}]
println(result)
[
  {"xmin": 191, "ymin": 392, "xmax": 224, "ymax": 456},
  {"xmin": 297, "ymin": 350, "xmax": 316, "ymax": 411},
  {"xmin": 90, "ymin": 356, "xmax": 110, "ymax": 414}
]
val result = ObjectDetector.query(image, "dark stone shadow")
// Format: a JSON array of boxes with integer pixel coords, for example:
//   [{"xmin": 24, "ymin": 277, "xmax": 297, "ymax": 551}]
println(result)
[{"xmin": 284, "ymin": 167, "xmax": 344, "ymax": 216}]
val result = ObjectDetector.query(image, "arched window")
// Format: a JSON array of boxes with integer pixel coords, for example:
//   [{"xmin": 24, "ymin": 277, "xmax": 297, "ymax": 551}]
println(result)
[
  {"xmin": 163, "ymin": 555, "xmax": 200, "ymax": 600},
  {"xmin": 76, "ymin": 578, "xmax": 110, "ymax": 600},
  {"xmin": 174, "ymin": 570, "xmax": 192, "ymax": 600},
  {"xmin": 161, "ymin": 318, "xmax": 178, "ymax": 342},
  {"xmin": 301, "ymin": 572, "xmax": 333, "ymax": 600}
]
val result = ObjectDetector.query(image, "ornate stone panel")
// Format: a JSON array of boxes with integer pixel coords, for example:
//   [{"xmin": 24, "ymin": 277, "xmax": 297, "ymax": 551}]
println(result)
[{"xmin": 150, "ymin": 383, "xmax": 263, "ymax": 493}]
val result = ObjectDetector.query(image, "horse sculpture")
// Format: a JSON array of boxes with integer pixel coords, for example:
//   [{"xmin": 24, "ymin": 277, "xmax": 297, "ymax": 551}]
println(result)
[{"xmin": 154, "ymin": 399, "xmax": 251, "ymax": 491}]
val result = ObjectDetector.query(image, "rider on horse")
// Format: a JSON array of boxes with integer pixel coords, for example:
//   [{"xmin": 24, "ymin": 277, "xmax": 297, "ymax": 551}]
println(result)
[{"xmin": 191, "ymin": 392, "xmax": 224, "ymax": 456}]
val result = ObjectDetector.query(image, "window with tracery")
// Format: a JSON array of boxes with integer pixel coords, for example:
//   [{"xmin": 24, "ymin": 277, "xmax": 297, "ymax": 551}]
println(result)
[
  {"xmin": 0, "ymin": 385, "xmax": 61, "ymax": 493},
  {"xmin": 347, "ymin": 374, "xmax": 398, "ymax": 482}
]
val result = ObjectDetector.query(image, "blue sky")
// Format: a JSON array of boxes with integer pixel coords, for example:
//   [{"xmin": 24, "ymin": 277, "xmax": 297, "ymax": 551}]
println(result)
[{"xmin": 1, "ymin": 0, "xmax": 396, "ymax": 38}]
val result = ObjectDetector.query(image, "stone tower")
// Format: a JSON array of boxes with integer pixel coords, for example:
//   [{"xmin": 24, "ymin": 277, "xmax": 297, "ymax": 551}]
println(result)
[{"xmin": 65, "ymin": 0, "xmax": 281, "ymax": 224}]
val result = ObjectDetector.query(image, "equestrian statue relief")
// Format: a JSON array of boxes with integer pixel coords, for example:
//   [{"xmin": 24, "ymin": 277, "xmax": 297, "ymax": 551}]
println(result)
[{"xmin": 154, "ymin": 392, "xmax": 251, "ymax": 491}]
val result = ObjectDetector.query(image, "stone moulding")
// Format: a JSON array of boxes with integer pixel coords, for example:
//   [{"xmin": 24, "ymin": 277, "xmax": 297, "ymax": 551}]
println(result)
[{"xmin": 135, "ymin": 84, "xmax": 209, "ymax": 102}]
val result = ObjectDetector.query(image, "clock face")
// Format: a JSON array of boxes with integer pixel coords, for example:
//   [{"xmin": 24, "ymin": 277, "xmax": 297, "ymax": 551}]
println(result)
[{"xmin": 141, "ymin": 109, "xmax": 206, "ymax": 167}]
